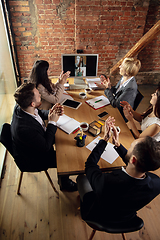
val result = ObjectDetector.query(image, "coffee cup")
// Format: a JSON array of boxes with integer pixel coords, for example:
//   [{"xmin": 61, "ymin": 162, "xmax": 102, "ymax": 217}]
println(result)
[
  {"xmin": 85, "ymin": 88, "xmax": 92, "ymax": 94},
  {"xmin": 80, "ymin": 122, "xmax": 89, "ymax": 131},
  {"xmin": 79, "ymin": 92, "xmax": 86, "ymax": 99}
]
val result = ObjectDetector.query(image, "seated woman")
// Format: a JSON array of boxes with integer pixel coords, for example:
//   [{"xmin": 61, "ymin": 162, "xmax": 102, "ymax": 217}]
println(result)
[
  {"xmin": 99, "ymin": 58, "xmax": 141, "ymax": 120},
  {"xmin": 28, "ymin": 60, "xmax": 70, "ymax": 110},
  {"xmin": 121, "ymin": 84, "xmax": 160, "ymax": 140}
]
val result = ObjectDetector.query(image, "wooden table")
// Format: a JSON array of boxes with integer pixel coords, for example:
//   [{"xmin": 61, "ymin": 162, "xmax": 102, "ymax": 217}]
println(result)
[{"xmin": 55, "ymin": 89, "xmax": 135, "ymax": 176}]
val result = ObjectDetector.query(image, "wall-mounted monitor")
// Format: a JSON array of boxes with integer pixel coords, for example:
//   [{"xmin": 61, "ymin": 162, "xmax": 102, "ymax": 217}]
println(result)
[{"xmin": 61, "ymin": 54, "xmax": 98, "ymax": 77}]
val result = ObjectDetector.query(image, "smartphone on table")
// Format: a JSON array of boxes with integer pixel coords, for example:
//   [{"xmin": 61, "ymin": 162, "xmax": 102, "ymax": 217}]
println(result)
[{"xmin": 98, "ymin": 111, "xmax": 108, "ymax": 118}]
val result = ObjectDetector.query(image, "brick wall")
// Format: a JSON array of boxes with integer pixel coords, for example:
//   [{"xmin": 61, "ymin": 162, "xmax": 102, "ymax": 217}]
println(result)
[
  {"xmin": 7, "ymin": 0, "xmax": 160, "ymax": 84},
  {"xmin": 138, "ymin": 0, "xmax": 160, "ymax": 72}
]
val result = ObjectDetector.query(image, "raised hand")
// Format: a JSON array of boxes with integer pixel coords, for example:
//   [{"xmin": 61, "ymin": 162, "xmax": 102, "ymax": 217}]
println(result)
[
  {"xmin": 123, "ymin": 105, "xmax": 133, "ymax": 121},
  {"xmin": 101, "ymin": 77, "xmax": 111, "ymax": 89},
  {"xmin": 103, "ymin": 116, "xmax": 115, "ymax": 141},
  {"xmin": 120, "ymin": 101, "xmax": 132, "ymax": 110},
  {"xmin": 48, "ymin": 103, "xmax": 64, "ymax": 122},
  {"xmin": 58, "ymin": 71, "xmax": 71, "ymax": 85},
  {"xmin": 111, "ymin": 125, "xmax": 120, "ymax": 147}
]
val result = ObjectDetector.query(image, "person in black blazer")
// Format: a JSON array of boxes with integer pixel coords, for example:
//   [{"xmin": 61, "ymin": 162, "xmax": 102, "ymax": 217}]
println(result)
[
  {"xmin": 11, "ymin": 82, "xmax": 77, "ymax": 192},
  {"xmin": 77, "ymin": 116, "xmax": 160, "ymax": 222}
]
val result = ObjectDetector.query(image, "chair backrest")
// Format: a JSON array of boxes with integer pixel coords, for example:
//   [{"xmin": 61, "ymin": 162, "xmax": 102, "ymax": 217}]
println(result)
[
  {"xmin": 85, "ymin": 215, "xmax": 144, "ymax": 234},
  {"xmin": 133, "ymin": 90, "xmax": 144, "ymax": 111},
  {"xmin": 0, "ymin": 123, "xmax": 48, "ymax": 172},
  {"xmin": 0, "ymin": 123, "xmax": 13, "ymax": 156}
]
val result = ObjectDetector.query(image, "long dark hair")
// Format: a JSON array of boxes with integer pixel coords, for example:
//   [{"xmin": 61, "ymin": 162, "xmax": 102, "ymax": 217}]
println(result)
[
  {"xmin": 142, "ymin": 84, "xmax": 160, "ymax": 119},
  {"xmin": 28, "ymin": 60, "xmax": 53, "ymax": 94}
]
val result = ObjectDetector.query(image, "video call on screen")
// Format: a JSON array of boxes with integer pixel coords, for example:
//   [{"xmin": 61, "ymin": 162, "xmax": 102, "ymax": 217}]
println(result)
[{"xmin": 62, "ymin": 55, "xmax": 97, "ymax": 77}]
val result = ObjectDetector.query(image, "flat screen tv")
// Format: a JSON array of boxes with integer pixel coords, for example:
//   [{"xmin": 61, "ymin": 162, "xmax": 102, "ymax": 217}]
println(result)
[{"xmin": 61, "ymin": 54, "xmax": 98, "ymax": 77}]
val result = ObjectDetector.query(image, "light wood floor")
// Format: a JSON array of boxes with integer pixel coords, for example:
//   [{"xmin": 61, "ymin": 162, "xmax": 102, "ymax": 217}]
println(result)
[{"xmin": 1, "ymin": 84, "xmax": 160, "ymax": 240}]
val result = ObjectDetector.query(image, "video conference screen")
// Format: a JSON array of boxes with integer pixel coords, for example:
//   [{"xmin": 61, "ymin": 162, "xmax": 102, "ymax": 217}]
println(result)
[{"xmin": 62, "ymin": 54, "xmax": 98, "ymax": 77}]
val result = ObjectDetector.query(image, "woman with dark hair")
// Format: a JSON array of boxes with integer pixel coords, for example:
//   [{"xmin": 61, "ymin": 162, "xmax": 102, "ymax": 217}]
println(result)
[
  {"xmin": 28, "ymin": 60, "xmax": 70, "ymax": 110},
  {"xmin": 121, "ymin": 84, "xmax": 160, "ymax": 140}
]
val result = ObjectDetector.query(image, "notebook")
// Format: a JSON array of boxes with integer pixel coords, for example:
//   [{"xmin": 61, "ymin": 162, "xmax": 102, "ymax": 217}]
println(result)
[
  {"xmin": 56, "ymin": 114, "xmax": 80, "ymax": 134},
  {"xmin": 85, "ymin": 95, "xmax": 110, "ymax": 110}
]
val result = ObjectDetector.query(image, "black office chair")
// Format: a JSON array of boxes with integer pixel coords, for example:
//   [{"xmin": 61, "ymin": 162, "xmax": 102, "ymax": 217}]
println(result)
[
  {"xmin": 84, "ymin": 215, "xmax": 144, "ymax": 240},
  {"xmin": 0, "ymin": 123, "xmax": 59, "ymax": 197},
  {"xmin": 133, "ymin": 90, "xmax": 144, "ymax": 111}
]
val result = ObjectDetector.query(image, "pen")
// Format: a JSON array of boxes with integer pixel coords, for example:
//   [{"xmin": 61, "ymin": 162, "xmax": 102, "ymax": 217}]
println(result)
[
  {"xmin": 72, "ymin": 127, "xmax": 80, "ymax": 134},
  {"xmin": 95, "ymin": 99, "xmax": 102, "ymax": 103}
]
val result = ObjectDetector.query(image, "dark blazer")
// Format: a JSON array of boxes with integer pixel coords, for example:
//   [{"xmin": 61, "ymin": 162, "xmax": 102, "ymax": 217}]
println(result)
[
  {"xmin": 11, "ymin": 105, "xmax": 57, "ymax": 172},
  {"xmin": 81, "ymin": 139, "xmax": 160, "ymax": 223},
  {"xmin": 104, "ymin": 77, "xmax": 137, "ymax": 120}
]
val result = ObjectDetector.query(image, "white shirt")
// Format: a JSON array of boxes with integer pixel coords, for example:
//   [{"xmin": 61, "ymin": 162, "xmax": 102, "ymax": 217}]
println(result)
[
  {"xmin": 116, "ymin": 76, "xmax": 134, "ymax": 93},
  {"xmin": 141, "ymin": 116, "xmax": 160, "ymax": 141},
  {"xmin": 122, "ymin": 167, "xmax": 145, "ymax": 180}
]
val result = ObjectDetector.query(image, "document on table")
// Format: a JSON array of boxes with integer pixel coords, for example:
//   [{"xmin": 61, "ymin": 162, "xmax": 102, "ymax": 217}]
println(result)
[
  {"xmin": 56, "ymin": 114, "xmax": 80, "ymax": 134},
  {"xmin": 86, "ymin": 136, "xmax": 119, "ymax": 164},
  {"xmin": 86, "ymin": 78, "xmax": 102, "ymax": 90},
  {"xmin": 85, "ymin": 95, "xmax": 110, "ymax": 110}
]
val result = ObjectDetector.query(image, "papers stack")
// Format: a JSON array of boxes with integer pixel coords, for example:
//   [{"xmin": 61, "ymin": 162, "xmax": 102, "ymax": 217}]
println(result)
[
  {"xmin": 86, "ymin": 136, "xmax": 119, "ymax": 164},
  {"xmin": 85, "ymin": 78, "xmax": 102, "ymax": 90}
]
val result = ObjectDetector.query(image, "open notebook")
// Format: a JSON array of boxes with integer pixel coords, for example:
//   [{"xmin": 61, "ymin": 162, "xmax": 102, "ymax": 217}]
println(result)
[
  {"xmin": 56, "ymin": 114, "xmax": 80, "ymax": 134},
  {"xmin": 85, "ymin": 95, "xmax": 110, "ymax": 110}
]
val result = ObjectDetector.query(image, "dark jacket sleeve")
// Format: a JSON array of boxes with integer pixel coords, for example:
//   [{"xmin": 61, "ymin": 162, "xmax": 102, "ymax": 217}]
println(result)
[
  {"xmin": 85, "ymin": 139, "xmax": 108, "ymax": 194},
  {"xmin": 114, "ymin": 144, "xmax": 128, "ymax": 165},
  {"xmin": 85, "ymin": 140, "xmax": 128, "ymax": 194}
]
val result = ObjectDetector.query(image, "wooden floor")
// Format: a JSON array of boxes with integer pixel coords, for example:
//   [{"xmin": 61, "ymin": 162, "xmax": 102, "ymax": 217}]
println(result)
[{"xmin": 1, "ymin": 84, "xmax": 160, "ymax": 240}]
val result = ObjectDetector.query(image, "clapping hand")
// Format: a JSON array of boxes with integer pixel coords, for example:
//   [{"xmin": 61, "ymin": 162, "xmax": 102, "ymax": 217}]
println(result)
[
  {"xmin": 120, "ymin": 101, "xmax": 133, "ymax": 121},
  {"xmin": 111, "ymin": 125, "xmax": 120, "ymax": 147},
  {"xmin": 103, "ymin": 116, "xmax": 115, "ymax": 142},
  {"xmin": 58, "ymin": 71, "xmax": 71, "ymax": 85},
  {"xmin": 48, "ymin": 103, "xmax": 64, "ymax": 122},
  {"xmin": 101, "ymin": 77, "xmax": 111, "ymax": 89}
]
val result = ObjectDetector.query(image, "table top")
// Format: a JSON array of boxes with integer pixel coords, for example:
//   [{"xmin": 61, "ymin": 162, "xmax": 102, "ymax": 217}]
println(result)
[{"xmin": 55, "ymin": 89, "xmax": 134, "ymax": 176}]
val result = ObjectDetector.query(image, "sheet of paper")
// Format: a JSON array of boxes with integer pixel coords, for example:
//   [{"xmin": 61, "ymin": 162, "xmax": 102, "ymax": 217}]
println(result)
[
  {"xmin": 85, "ymin": 95, "xmax": 110, "ymax": 109},
  {"xmin": 86, "ymin": 78, "xmax": 101, "ymax": 89},
  {"xmin": 86, "ymin": 136, "xmax": 119, "ymax": 164}
]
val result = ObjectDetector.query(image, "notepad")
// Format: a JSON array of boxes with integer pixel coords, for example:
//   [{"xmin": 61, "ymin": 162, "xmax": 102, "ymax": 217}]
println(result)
[
  {"xmin": 85, "ymin": 95, "xmax": 110, "ymax": 110},
  {"xmin": 86, "ymin": 78, "xmax": 102, "ymax": 90},
  {"xmin": 56, "ymin": 114, "xmax": 80, "ymax": 134},
  {"xmin": 86, "ymin": 136, "xmax": 119, "ymax": 164}
]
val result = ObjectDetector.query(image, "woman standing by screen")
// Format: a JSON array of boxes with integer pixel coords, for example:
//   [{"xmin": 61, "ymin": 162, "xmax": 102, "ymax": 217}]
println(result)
[{"xmin": 28, "ymin": 60, "xmax": 70, "ymax": 110}]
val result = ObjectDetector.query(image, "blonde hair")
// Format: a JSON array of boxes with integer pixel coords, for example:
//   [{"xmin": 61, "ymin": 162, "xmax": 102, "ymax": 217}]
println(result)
[{"xmin": 122, "ymin": 58, "xmax": 141, "ymax": 76}]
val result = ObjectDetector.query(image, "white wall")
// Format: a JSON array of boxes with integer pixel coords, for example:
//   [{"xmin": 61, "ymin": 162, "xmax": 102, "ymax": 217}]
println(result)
[{"xmin": 0, "ymin": 1, "xmax": 17, "ymax": 176}]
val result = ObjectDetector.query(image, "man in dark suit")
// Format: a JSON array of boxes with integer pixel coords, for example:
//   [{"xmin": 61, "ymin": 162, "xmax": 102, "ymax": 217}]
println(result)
[
  {"xmin": 11, "ymin": 82, "xmax": 77, "ymax": 191},
  {"xmin": 77, "ymin": 116, "xmax": 160, "ymax": 222}
]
